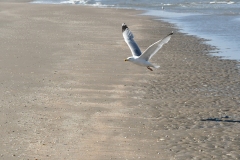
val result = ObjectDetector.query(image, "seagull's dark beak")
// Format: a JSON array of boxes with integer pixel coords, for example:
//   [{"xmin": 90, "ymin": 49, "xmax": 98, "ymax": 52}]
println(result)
[{"xmin": 124, "ymin": 59, "xmax": 128, "ymax": 61}]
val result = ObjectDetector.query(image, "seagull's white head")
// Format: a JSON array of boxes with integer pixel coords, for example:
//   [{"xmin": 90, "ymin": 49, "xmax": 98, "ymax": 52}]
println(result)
[{"xmin": 124, "ymin": 57, "xmax": 135, "ymax": 62}]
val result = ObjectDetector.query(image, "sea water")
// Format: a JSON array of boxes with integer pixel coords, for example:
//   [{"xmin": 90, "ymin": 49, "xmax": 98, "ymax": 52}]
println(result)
[{"xmin": 31, "ymin": 0, "xmax": 240, "ymax": 61}]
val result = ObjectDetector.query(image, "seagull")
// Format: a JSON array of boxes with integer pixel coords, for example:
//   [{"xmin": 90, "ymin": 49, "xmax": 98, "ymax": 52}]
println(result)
[{"xmin": 122, "ymin": 23, "xmax": 173, "ymax": 71}]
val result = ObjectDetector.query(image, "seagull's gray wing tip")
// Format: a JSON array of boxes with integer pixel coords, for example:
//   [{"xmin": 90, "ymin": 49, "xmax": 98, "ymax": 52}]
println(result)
[{"xmin": 122, "ymin": 23, "xmax": 128, "ymax": 33}]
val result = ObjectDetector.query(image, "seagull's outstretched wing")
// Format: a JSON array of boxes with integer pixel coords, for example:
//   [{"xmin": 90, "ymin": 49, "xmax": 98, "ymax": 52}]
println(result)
[
  {"xmin": 139, "ymin": 32, "xmax": 173, "ymax": 61},
  {"xmin": 122, "ymin": 23, "xmax": 142, "ymax": 57}
]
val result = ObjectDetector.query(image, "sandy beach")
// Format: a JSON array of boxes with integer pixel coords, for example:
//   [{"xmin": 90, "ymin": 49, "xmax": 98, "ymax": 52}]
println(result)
[{"xmin": 0, "ymin": 1, "xmax": 240, "ymax": 160}]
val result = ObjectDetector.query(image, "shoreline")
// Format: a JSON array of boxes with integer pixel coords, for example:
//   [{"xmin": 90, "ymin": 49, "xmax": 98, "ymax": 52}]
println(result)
[
  {"xmin": 0, "ymin": 1, "xmax": 240, "ymax": 159},
  {"xmin": 142, "ymin": 9, "xmax": 240, "ymax": 62}
]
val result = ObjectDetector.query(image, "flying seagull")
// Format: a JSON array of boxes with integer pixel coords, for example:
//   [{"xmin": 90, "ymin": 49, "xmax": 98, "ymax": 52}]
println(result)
[{"xmin": 122, "ymin": 23, "xmax": 173, "ymax": 71}]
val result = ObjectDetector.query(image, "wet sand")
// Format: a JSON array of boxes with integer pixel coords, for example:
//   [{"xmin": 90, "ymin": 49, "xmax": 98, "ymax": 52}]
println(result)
[{"xmin": 0, "ymin": 2, "xmax": 240, "ymax": 160}]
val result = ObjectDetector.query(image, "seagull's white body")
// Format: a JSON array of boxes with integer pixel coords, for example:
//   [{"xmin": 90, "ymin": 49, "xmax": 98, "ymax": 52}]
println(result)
[{"xmin": 122, "ymin": 23, "xmax": 173, "ymax": 71}]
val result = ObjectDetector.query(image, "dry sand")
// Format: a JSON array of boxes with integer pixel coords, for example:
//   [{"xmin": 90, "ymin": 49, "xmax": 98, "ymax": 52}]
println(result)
[{"xmin": 0, "ymin": 1, "xmax": 240, "ymax": 160}]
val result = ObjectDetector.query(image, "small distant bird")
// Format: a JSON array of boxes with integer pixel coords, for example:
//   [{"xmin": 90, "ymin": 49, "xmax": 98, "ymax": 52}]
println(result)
[{"xmin": 122, "ymin": 23, "xmax": 173, "ymax": 71}]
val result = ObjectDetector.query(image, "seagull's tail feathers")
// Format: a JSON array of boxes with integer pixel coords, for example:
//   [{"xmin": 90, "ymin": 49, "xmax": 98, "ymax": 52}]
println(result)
[{"xmin": 153, "ymin": 65, "xmax": 160, "ymax": 69}]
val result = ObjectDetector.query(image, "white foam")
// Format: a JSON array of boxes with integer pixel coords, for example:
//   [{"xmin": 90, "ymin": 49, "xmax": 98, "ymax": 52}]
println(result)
[
  {"xmin": 163, "ymin": 3, "xmax": 172, "ymax": 6},
  {"xmin": 210, "ymin": 1, "xmax": 235, "ymax": 4},
  {"xmin": 32, "ymin": 0, "xmax": 114, "ymax": 7}
]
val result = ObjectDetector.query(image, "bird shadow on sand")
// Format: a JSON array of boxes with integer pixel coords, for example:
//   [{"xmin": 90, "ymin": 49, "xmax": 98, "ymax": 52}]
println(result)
[{"xmin": 201, "ymin": 116, "xmax": 240, "ymax": 123}]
